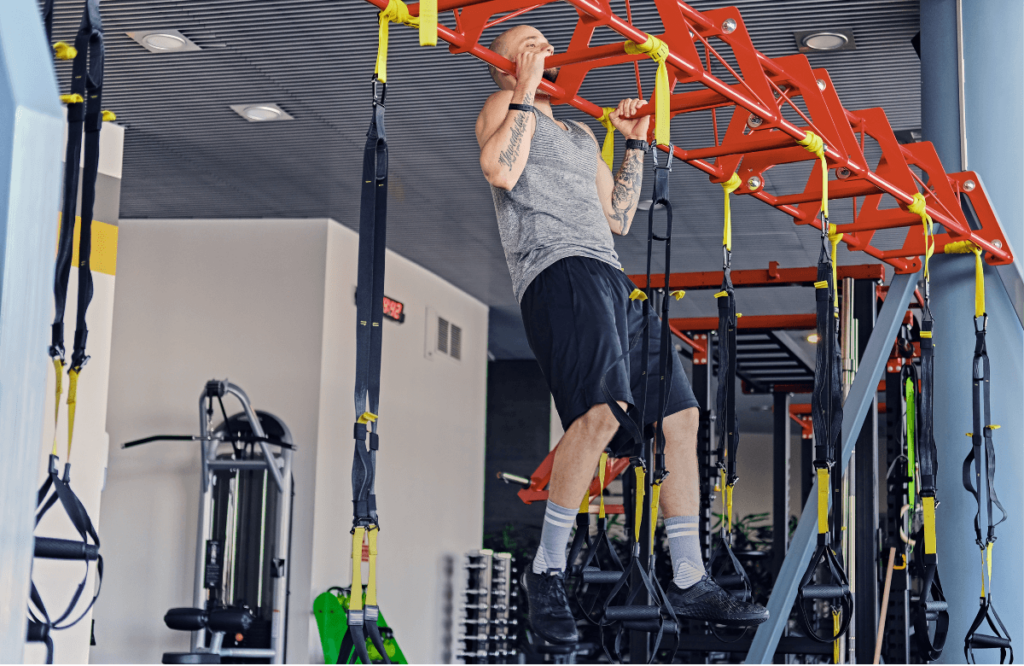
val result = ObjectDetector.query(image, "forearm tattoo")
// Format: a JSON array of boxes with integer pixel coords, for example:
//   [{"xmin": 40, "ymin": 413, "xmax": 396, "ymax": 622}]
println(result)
[
  {"xmin": 498, "ymin": 91, "xmax": 534, "ymax": 171},
  {"xmin": 611, "ymin": 149, "xmax": 644, "ymax": 233}
]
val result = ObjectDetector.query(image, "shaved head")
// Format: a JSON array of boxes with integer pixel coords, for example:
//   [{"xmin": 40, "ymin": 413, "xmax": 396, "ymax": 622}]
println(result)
[{"xmin": 487, "ymin": 25, "xmax": 559, "ymax": 89}]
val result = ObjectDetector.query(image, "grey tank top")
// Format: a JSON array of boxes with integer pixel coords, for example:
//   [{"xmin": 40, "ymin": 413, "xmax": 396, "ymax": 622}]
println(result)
[{"xmin": 490, "ymin": 111, "xmax": 621, "ymax": 302}]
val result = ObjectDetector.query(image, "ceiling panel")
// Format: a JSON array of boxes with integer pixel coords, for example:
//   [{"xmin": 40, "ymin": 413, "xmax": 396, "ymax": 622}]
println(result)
[{"xmin": 46, "ymin": 0, "xmax": 919, "ymax": 360}]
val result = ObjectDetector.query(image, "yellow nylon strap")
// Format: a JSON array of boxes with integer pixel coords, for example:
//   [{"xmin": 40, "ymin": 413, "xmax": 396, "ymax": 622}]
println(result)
[
  {"xmin": 920, "ymin": 330, "xmax": 933, "ymax": 338},
  {"xmin": 944, "ymin": 241, "xmax": 985, "ymax": 316},
  {"xmin": 714, "ymin": 290, "xmax": 728, "ymax": 299},
  {"xmin": 829, "ymin": 223, "xmax": 843, "ymax": 308},
  {"xmin": 598, "ymin": 452, "xmax": 608, "ymax": 519},
  {"xmin": 624, "ymin": 35, "xmax": 670, "ymax": 146},
  {"xmin": 598, "ymin": 107, "xmax": 616, "ymax": 172},
  {"xmin": 580, "ymin": 488, "xmax": 590, "ymax": 514},
  {"xmin": 814, "ymin": 280, "xmax": 829, "ymax": 289},
  {"xmin": 633, "ymin": 466, "xmax": 646, "ymax": 542},
  {"xmin": 907, "ymin": 193, "xmax": 935, "ymax": 279},
  {"xmin": 922, "ymin": 496, "xmax": 937, "ymax": 555},
  {"xmin": 350, "ymin": 527, "xmax": 366, "ymax": 611},
  {"xmin": 797, "ymin": 131, "xmax": 828, "ymax": 219},
  {"xmin": 833, "ymin": 610, "xmax": 841, "ymax": 663},
  {"xmin": 357, "ymin": 411, "xmax": 378, "ymax": 424},
  {"xmin": 817, "ymin": 468, "xmax": 830, "ymax": 534},
  {"xmin": 376, "ymin": 0, "xmax": 421, "ymax": 82},
  {"xmin": 629, "ymin": 288, "xmax": 648, "ymax": 301},
  {"xmin": 52, "ymin": 359, "xmax": 64, "ymax": 456},
  {"xmin": 986, "ymin": 542, "xmax": 993, "ymax": 593},
  {"xmin": 419, "ymin": 0, "xmax": 437, "ymax": 47},
  {"xmin": 725, "ymin": 484, "xmax": 734, "ymax": 532},
  {"xmin": 722, "ymin": 172, "xmax": 742, "ymax": 251},
  {"xmin": 366, "ymin": 526, "xmax": 379, "ymax": 606},
  {"xmin": 60, "ymin": 93, "xmax": 84, "ymax": 105},
  {"xmin": 101, "ymin": 110, "xmax": 117, "ymax": 122},
  {"xmin": 53, "ymin": 42, "xmax": 77, "ymax": 60},
  {"xmin": 650, "ymin": 482, "xmax": 662, "ymax": 545},
  {"xmin": 67, "ymin": 368, "xmax": 80, "ymax": 459}
]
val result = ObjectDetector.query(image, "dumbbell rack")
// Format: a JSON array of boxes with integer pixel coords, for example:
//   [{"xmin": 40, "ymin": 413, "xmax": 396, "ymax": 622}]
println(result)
[{"xmin": 457, "ymin": 550, "xmax": 519, "ymax": 664}]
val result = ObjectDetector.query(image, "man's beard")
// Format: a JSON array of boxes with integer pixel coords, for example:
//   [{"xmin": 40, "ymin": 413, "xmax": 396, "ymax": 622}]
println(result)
[{"xmin": 542, "ymin": 67, "xmax": 560, "ymax": 83}]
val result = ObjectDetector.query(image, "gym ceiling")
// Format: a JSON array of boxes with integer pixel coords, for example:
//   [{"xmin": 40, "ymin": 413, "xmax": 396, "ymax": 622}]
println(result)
[{"xmin": 47, "ymin": 0, "xmax": 920, "ymax": 359}]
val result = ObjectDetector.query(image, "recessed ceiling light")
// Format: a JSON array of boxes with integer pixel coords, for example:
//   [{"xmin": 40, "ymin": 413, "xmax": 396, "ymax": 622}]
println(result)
[
  {"xmin": 127, "ymin": 29, "xmax": 201, "ymax": 53},
  {"xmin": 806, "ymin": 333, "xmax": 820, "ymax": 344},
  {"xmin": 794, "ymin": 29, "xmax": 856, "ymax": 53},
  {"xmin": 229, "ymin": 103, "xmax": 295, "ymax": 122}
]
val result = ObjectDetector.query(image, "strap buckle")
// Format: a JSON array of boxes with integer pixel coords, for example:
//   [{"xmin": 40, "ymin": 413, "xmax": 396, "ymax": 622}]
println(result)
[
  {"xmin": 650, "ymin": 143, "xmax": 674, "ymax": 205},
  {"xmin": 371, "ymin": 76, "xmax": 387, "ymax": 108},
  {"xmin": 975, "ymin": 313, "xmax": 988, "ymax": 332}
]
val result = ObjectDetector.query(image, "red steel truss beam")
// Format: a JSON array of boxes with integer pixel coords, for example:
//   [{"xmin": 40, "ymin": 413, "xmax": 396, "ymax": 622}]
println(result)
[
  {"xmin": 629, "ymin": 261, "xmax": 884, "ymax": 290},
  {"xmin": 366, "ymin": 0, "xmax": 1015, "ymax": 273},
  {"xmin": 670, "ymin": 313, "xmax": 816, "ymax": 331}
]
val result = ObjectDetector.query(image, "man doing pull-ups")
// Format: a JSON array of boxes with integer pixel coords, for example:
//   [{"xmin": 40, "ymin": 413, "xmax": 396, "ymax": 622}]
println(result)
[{"xmin": 475, "ymin": 25, "xmax": 768, "ymax": 645}]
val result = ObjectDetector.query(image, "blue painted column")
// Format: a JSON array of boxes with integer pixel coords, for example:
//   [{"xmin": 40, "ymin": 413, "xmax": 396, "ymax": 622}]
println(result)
[
  {"xmin": 0, "ymin": 0, "xmax": 64, "ymax": 659},
  {"xmin": 921, "ymin": 1, "xmax": 1024, "ymax": 663}
]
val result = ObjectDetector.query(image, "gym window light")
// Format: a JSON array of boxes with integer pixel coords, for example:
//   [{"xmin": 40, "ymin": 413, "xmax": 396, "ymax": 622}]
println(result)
[
  {"xmin": 127, "ymin": 29, "xmax": 201, "ymax": 53},
  {"xmin": 794, "ymin": 29, "xmax": 857, "ymax": 53}
]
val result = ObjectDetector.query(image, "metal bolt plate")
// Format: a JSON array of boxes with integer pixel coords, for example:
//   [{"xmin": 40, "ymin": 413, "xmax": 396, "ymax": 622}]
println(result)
[
  {"xmin": 722, "ymin": 18, "xmax": 737, "ymax": 34},
  {"xmin": 963, "ymin": 179, "xmax": 976, "ymax": 191}
]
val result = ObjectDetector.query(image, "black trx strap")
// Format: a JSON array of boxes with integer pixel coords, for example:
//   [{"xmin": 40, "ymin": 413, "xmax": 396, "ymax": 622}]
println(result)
[
  {"xmin": 30, "ymin": 3, "xmax": 107, "ymax": 659},
  {"xmin": 909, "ymin": 295, "xmax": 949, "ymax": 661},
  {"xmin": 591, "ymin": 147, "xmax": 679, "ymax": 664},
  {"xmin": 346, "ymin": 77, "xmax": 390, "ymax": 665},
  {"xmin": 962, "ymin": 301, "xmax": 1011, "ymax": 664},
  {"xmin": 796, "ymin": 213, "xmax": 852, "ymax": 648},
  {"xmin": 707, "ymin": 175, "xmax": 751, "ymax": 620}
]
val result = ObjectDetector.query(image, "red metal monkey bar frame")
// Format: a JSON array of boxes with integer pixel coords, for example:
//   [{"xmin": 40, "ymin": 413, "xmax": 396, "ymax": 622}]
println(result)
[{"xmin": 362, "ymin": 0, "xmax": 1014, "ymax": 274}]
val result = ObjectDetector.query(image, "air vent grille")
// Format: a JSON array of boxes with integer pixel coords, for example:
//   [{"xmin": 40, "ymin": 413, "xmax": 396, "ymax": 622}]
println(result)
[
  {"xmin": 438, "ymin": 318, "xmax": 449, "ymax": 354},
  {"xmin": 450, "ymin": 325, "xmax": 462, "ymax": 360}
]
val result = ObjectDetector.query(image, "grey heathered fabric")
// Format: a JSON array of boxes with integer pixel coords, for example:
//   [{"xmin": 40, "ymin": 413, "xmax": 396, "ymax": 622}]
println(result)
[{"xmin": 490, "ymin": 111, "xmax": 621, "ymax": 302}]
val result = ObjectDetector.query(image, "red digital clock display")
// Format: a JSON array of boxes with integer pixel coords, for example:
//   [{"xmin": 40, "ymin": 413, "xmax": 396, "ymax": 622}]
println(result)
[{"xmin": 382, "ymin": 296, "xmax": 405, "ymax": 323}]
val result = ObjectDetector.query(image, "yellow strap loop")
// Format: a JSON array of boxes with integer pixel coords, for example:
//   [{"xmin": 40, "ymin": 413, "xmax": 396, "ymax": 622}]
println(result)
[
  {"xmin": 833, "ymin": 610, "xmax": 841, "ymax": 663},
  {"xmin": 985, "ymin": 542, "xmax": 993, "ymax": 594},
  {"xmin": 350, "ymin": 527, "xmax": 366, "ymax": 611},
  {"xmin": 52, "ymin": 359, "xmax": 64, "ymax": 456},
  {"xmin": 598, "ymin": 107, "xmax": 616, "ymax": 172},
  {"xmin": 67, "ymin": 368, "xmax": 80, "ymax": 459},
  {"xmin": 624, "ymin": 35, "xmax": 670, "ymax": 147},
  {"xmin": 580, "ymin": 488, "xmax": 590, "ymax": 514},
  {"xmin": 944, "ymin": 241, "xmax": 985, "ymax": 317},
  {"xmin": 60, "ymin": 93, "xmax": 84, "ymax": 105},
  {"xmin": 817, "ymin": 468, "xmax": 830, "ymax": 535},
  {"xmin": 101, "ymin": 110, "xmax": 116, "ymax": 122},
  {"xmin": 419, "ymin": 0, "xmax": 437, "ymax": 47},
  {"xmin": 53, "ymin": 42, "xmax": 77, "ymax": 60},
  {"xmin": 633, "ymin": 466, "xmax": 646, "ymax": 542},
  {"xmin": 725, "ymin": 483, "xmax": 734, "ymax": 533},
  {"xmin": 670, "ymin": 290, "xmax": 685, "ymax": 301},
  {"xmin": 722, "ymin": 172, "xmax": 742, "ymax": 252},
  {"xmin": 907, "ymin": 193, "xmax": 935, "ymax": 280},
  {"xmin": 797, "ymin": 131, "xmax": 828, "ymax": 220},
  {"xmin": 629, "ymin": 288, "xmax": 648, "ymax": 301},
  {"xmin": 922, "ymin": 496, "xmax": 937, "ymax": 556},
  {"xmin": 365, "ymin": 526, "xmax": 379, "ymax": 607},
  {"xmin": 376, "ymin": 0, "xmax": 435, "ymax": 82},
  {"xmin": 650, "ymin": 480, "xmax": 662, "ymax": 546},
  {"xmin": 598, "ymin": 452, "xmax": 608, "ymax": 519},
  {"xmin": 357, "ymin": 411, "xmax": 378, "ymax": 424},
  {"xmin": 829, "ymin": 223, "xmax": 843, "ymax": 309}
]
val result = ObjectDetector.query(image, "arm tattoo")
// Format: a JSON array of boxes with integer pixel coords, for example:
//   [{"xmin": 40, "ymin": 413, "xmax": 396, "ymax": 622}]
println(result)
[
  {"xmin": 498, "ymin": 92, "xmax": 534, "ymax": 171},
  {"xmin": 610, "ymin": 149, "xmax": 644, "ymax": 233}
]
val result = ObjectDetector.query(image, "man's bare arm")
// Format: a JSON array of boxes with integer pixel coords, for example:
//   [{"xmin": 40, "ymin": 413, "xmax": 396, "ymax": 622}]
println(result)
[
  {"xmin": 477, "ymin": 50, "xmax": 547, "ymax": 190},
  {"xmin": 608, "ymin": 147, "xmax": 645, "ymax": 235}
]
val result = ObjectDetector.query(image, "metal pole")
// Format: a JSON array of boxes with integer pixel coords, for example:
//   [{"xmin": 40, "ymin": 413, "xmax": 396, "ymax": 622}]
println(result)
[
  {"xmin": 193, "ymin": 394, "xmax": 215, "ymax": 652},
  {"xmin": 746, "ymin": 271, "xmax": 918, "ymax": 664},
  {"xmin": 853, "ymin": 279, "xmax": 880, "ymax": 665},
  {"xmin": 772, "ymin": 390, "xmax": 791, "ymax": 583},
  {"xmin": 840, "ymin": 277, "xmax": 855, "ymax": 663}
]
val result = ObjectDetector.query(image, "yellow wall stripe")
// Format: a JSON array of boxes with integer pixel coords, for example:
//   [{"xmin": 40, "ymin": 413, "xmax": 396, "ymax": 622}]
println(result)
[{"xmin": 58, "ymin": 215, "xmax": 118, "ymax": 276}]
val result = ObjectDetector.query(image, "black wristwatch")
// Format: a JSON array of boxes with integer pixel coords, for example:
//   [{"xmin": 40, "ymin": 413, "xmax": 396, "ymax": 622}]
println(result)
[
  {"xmin": 508, "ymin": 103, "xmax": 535, "ymax": 113},
  {"xmin": 624, "ymin": 138, "xmax": 649, "ymax": 152}
]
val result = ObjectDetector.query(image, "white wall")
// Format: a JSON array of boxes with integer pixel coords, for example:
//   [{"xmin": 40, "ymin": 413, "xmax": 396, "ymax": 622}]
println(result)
[{"xmin": 95, "ymin": 218, "xmax": 487, "ymax": 664}]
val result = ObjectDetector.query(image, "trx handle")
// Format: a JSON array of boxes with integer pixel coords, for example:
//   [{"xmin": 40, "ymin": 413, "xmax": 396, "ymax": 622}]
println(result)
[{"xmin": 34, "ymin": 537, "xmax": 99, "ymax": 561}]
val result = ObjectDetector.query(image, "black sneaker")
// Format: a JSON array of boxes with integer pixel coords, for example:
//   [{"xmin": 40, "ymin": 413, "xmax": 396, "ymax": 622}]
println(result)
[
  {"xmin": 665, "ymin": 576, "xmax": 769, "ymax": 627},
  {"xmin": 522, "ymin": 570, "xmax": 579, "ymax": 645}
]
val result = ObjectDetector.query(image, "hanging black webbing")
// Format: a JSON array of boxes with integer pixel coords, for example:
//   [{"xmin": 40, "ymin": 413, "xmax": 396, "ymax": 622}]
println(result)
[
  {"xmin": 707, "ymin": 174, "xmax": 751, "ymax": 618},
  {"xmin": 957, "ymin": 244, "xmax": 1011, "ymax": 663},
  {"xmin": 30, "ymin": 2, "xmax": 107, "ymax": 659},
  {"xmin": 796, "ymin": 213, "xmax": 852, "ymax": 648},
  {"xmin": 345, "ymin": 78, "xmax": 391, "ymax": 666}
]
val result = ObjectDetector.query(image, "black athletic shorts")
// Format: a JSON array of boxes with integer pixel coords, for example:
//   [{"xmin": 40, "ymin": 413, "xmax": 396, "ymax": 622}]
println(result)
[{"xmin": 520, "ymin": 256, "xmax": 699, "ymax": 446}]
